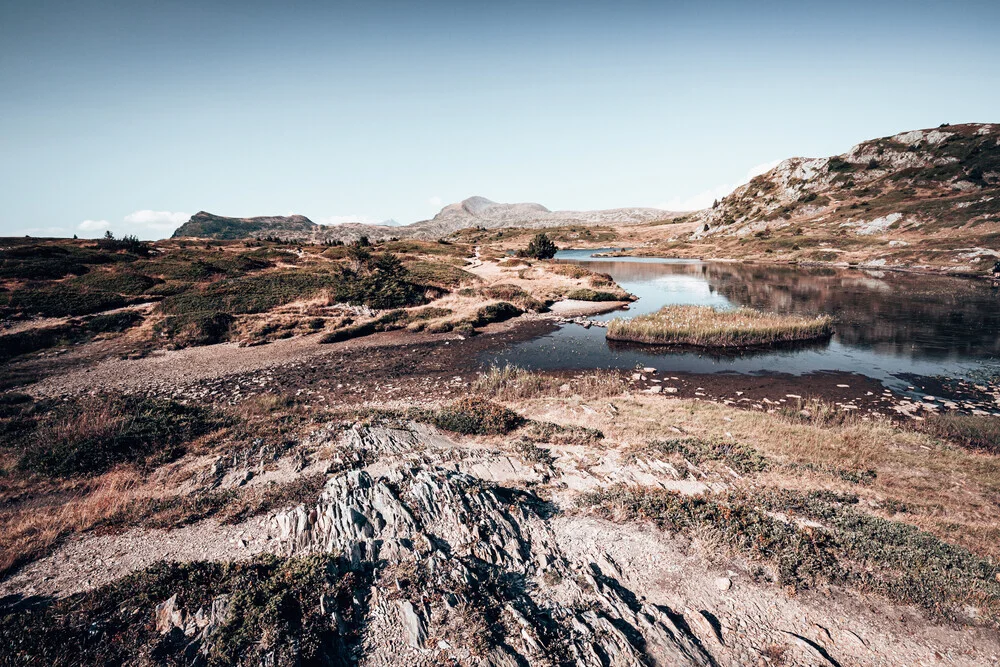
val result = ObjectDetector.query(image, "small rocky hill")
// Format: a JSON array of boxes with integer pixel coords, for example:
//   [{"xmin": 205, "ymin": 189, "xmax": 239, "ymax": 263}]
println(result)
[
  {"xmin": 681, "ymin": 123, "xmax": 1000, "ymax": 271},
  {"xmin": 172, "ymin": 212, "xmax": 318, "ymax": 240}
]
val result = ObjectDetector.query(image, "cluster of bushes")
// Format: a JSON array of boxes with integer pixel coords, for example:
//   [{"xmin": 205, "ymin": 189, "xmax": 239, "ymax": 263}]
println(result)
[
  {"xmin": 2, "ymin": 394, "xmax": 225, "ymax": 477},
  {"xmin": 403, "ymin": 261, "xmax": 477, "ymax": 288},
  {"xmin": 481, "ymin": 284, "xmax": 546, "ymax": 312},
  {"xmin": 137, "ymin": 251, "xmax": 272, "ymax": 282},
  {"xmin": 95, "ymin": 232, "xmax": 151, "ymax": 256},
  {"xmin": 0, "ymin": 244, "xmax": 127, "ymax": 280},
  {"xmin": 155, "ymin": 256, "xmax": 425, "ymax": 346},
  {"xmin": 318, "ymin": 309, "xmax": 410, "ymax": 344},
  {"xmin": 0, "ymin": 555, "xmax": 368, "ymax": 666},
  {"xmin": 471, "ymin": 301, "xmax": 523, "ymax": 326}
]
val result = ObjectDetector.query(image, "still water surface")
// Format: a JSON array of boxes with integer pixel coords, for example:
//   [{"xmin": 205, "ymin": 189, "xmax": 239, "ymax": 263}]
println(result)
[{"xmin": 490, "ymin": 249, "xmax": 1000, "ymax": 394}]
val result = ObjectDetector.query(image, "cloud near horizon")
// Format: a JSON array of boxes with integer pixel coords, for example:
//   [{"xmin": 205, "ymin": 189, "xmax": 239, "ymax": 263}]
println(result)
[
  {"xmin": 123, "ymin": 210, "xmax": 190, "ymax": 228},
  {"xmin": 78, "ymin": 219, "xmax": 111, "ymax": 231},
  {"xmin": 73, "ymin": 210, "xmax": 190, "ymax": 240},
  {"xmin": 659, "ymin": 159, "xmax": 782, "ymax": 211}
]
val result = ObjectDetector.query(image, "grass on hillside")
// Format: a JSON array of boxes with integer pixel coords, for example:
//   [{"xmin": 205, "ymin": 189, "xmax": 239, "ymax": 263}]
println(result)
[
  {"xmin": 606, "ymin": 305, "xmax": 833, "ymax": 347},
  {"xmin": 578, "ymin": 485, "xmax": 1000, "ymax": 625},
  {"xmin": 2, "ymin": 394, "xmax": 225, "ymax": 478}
]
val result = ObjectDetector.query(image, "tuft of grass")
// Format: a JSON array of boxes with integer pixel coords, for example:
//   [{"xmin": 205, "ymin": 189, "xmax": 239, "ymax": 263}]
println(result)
[
  {"xmin": 606, "ymin": 305, "xmax": 833, "ymax": 348},
  {"xmin": 626, "ymin": 437, "xmax": 768, "ymax": 474}
]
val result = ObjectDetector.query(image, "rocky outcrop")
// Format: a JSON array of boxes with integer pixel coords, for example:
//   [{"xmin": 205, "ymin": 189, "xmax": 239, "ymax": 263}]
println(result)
[
  {"xmin": 693, "ymin": 123, "xmax": 1000, "ymax": 244},
  {"xmin": 271, "ymin": 425, "xmax": 715, "ymax": 666}
]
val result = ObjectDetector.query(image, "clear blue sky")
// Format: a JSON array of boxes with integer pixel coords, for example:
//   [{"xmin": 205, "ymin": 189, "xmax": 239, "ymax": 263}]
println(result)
[{"xmin": 2, "ymin": 0, "xmax": 998, "ymax": 239}]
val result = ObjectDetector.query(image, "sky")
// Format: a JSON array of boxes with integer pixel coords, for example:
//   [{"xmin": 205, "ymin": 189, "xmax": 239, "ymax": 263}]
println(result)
[{"xmin": 1, "ymin": 0, "xmax": 999, "ymax": 239}]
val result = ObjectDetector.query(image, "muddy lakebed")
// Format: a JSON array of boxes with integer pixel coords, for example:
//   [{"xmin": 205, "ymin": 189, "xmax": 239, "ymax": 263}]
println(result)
[{"xmin": 489, "ymin": 249, "xmax": 1000, "ymax": 411}]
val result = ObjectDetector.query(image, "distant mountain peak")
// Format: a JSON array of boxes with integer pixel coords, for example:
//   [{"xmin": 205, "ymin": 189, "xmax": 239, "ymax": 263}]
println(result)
[{"xmin": 171, "ymin": 199, "xmax": 675, "ymax": 241}]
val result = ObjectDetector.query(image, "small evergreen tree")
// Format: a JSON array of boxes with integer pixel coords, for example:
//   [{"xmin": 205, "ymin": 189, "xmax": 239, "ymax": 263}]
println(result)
[{"xmin": 519, "ymin": 232, "xmax": 557, "ymax": 259}]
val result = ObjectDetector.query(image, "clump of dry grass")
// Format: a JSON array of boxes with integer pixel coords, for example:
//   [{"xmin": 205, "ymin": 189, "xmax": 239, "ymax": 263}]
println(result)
[
  {"xmin": 606, "ymin": 305, "xmax": 833, "ymax": 347},
  {"xmin": 0, "ymin": 468, "xmax": 147, "ymax": 577},
  {"xmin": 916, "ymin": 413, "xmax": 1000, "ymax": 454}
]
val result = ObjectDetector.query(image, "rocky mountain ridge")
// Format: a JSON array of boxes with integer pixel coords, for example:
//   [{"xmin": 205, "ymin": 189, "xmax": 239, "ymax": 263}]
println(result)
[{"xmin": 171, "ymin": 197, "xmax": 674, "ymax": 243}]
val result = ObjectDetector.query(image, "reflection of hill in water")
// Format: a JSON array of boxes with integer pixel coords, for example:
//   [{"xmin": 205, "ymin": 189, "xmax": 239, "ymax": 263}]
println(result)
[
  {"xmin": 589, "ymin": 260, "xmax": 1000, "ymax": 361},
  {"xmin": 704, "ymin": 265, "xmax": 1000, "ymax": 359}
]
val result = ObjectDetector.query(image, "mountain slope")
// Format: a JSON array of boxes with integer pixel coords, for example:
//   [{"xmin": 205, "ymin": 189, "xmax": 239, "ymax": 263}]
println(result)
[{"xmin": 635, "ymin": 123, "xmax": 1000, "ymax": 272}]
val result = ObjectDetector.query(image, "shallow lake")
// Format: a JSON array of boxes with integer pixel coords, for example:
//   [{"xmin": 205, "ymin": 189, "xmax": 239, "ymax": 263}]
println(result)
[{"xmin": 489, "ymin": 249, "xmax": 1000, "ymax": 395}]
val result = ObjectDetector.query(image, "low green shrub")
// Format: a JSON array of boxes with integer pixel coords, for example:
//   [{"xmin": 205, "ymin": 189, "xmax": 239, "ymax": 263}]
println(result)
[
  {"xmin": 319, "ymin": 321, "xmax": 376, "ymax": 344},
  {"xmin": 0, "ymin": 555, "xmax": 368, "ymax": 666},
  {"xmin": 432, "ymin": 397, "xmax": 525, "ymax": 435},
  {"xmin": 516, "ymin": 233, "xmax": 557, "ymax": 259},
  {"xmin": 73, "ymin": 270, "xmax": 158, "ymax": 295},
  {"xmin": 472, "ymin": 302, "xmax": 522, "ymax": 326},
  {"xmin": 157, "ymin": 312, "xmax": 235, "ymax": 346},
  {"xmin": 565, "ymin": 288, "xmax": 620, "ymax": 302},
  {"xmin": 403, "ymin": 260, "xmax": 479, "ymax": 288},
  {"xmin": 0, "ymin": 284, "xmax": 127, "ymax": 318},
  {"xmin": 482, "ymin": 284, "xmax": 528, "ymax": 301}
]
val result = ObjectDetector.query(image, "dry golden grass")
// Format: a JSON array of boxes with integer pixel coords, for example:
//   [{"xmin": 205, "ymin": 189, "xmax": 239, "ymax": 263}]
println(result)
[
  {"xmin": 606, "ymin": 305, "xmax": 833, "ymax": 347},
  {"xmin": 0, "ymin": 468, "xmax": 149, "ymax": 576},
  {"xmin": 473, "ymin": 364, "xmax": 628, "ymax": 401}
]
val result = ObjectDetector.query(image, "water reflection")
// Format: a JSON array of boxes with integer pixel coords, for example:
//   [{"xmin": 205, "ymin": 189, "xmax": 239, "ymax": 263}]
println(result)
[{"xmin": 490, "ymin": 250, "xmax": 1000, "ymax": 390}]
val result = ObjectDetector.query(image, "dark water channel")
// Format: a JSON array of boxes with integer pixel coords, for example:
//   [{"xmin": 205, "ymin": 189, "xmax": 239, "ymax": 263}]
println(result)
[{"xmin": 489, "ymin": 249, "xmax": 1000, "ymax": 398}]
